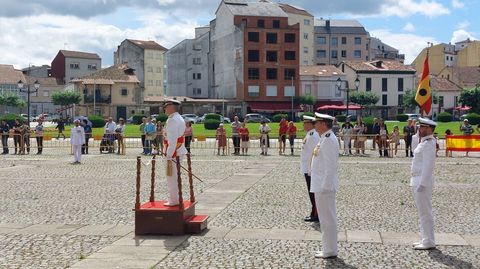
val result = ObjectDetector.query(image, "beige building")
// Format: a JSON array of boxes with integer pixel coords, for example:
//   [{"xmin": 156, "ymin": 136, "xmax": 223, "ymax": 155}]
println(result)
[
  {"xmin": 279, "ymin": 4, "xmax": 314, "ymax": 65},
  {"xmin": 314, "ymin": 19, "xmax": 370, "ymax": 66},
  {"xmin": 26, "ymin": 76, "xmax": 64, "ymax": 116},
  {"xmin": 438, "ymin": 66, "xmax": 480, "ymax": 89},
  {"xmin": 300, "ymin": 65, "xmax": 345, "ymax": 107},
  {"xmin": 72, "ymin": 64, "xmax": 143, "ymax": 120},
  {"xmin": 114, "ymin": 39, "xmax": 168, "ymax": 98},
  {"xmin": 340, "ymin": 60, "xmax": 416, "ymax": 119},
  {"xmin": 457, "ymin": 39, "xmax": 480, "ymax": 67},
  {"xmin": 412, "ymin": 43, "xmax": 456, "ymax": 76}
]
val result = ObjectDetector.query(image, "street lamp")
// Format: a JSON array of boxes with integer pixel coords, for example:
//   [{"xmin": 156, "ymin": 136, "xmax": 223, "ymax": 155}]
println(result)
[
  {"xmin": 18, "ymin": 79, "xmax": 40, "ymax": 126},
  {"xmin": 336, "ymin": 77, "xmax": 360, "ymax": 117}
]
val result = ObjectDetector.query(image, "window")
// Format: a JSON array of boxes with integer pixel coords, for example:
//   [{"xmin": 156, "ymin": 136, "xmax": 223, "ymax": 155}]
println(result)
[
  {"xmin": 156, "ymin": 67, "xmax": 162, "ymax": 73},
  {"xmin": 303, "ymin": 47, "xmax": 309, "ymax": 53},
  {"xmin": 70, "ymin": 63, "xmax": 79, "ymax": 69},
  {"xmin": 272, "ymin": 20, "xmax": 280, "ymax": 28},
  {"xmin": 248, "ymin": 32, "xmax": 259, "ymax": 42},
  {"xmin": 331, "ymin": 50, "xmax": 338, "ymax": 59},
  {"xmin": 193, "ymin": 88, "xmax": 202, "ymax": 95},
  {"xmin": 304, "ymin": 33, "xmax": 309, "ymax": 40},
  {"xmin": 266, "ymin": 68, "xmax": 277, "ymax": 79},
  {"xmin": 248, "ymin": 50, "xmax": 260, "ymax": 62},
  {"xmin": 398, "ymin": 78, "xmax": 404, "ymax": 92},
  {"xmin": 266, "ymin": 33, "xmax": 277, "ymax": 44},
  {"xmin": 147, "ymin": 66, "xmax": 153, "ymax": 72},
  {"xmin": 87, "ymin": 64, "xmax": 97, "ymax": 70},
  {"xmin": 398, "ymin": 94, "xmax": 403, "ymax": 106},
  {"xmin": 248, "ymin": 85, "xmax": 260, "ymax": 97},
  {"xmin": 147, "ymin": 51, "xmax": 153, "ymax": 58},
  {"xmin": 156, "ymin": 80, "xmax": 161, "ymax": 86},
  {"xmin": 366, "ymin": 78, "xmax": 372, "ymax": 91},
  {"xmin": 193, "ymin": 73, "xmax": 202, "ymax": 80},
  {"xmin": 121, "ymin": 88, "xmax": 128, "ymax": 96},
  {"xmin": 285, "ymin": 33, "xmax": 296, "ymax": 43},
  {"xmin": 304, "ymin": 19, "xmax": 310, "ymax": 25},
  {"xmin": 316, "ymin": 50, "xmax": 326, "ymax": 58},
  {"xmin": 284, "ymin": 51, "xmax": 296, "ymax": 60},
  {"xmin": 284, "ymin": 68, "xmax": 296, "ymax": 80},
  {"xmin": 266, "ymin": 51, "xmax": 278, "ymax": 62},
  {"xmin": 156, "ymin": 52, "xmax": 162, "ymax": 59},
  {"xmin": 382, "ymin": 78, "xmax": 388, "ymax": 91},
  {"xmin": 193, "ymin": 44, "xmax": 202, "ymax": 51},
  {"xmin": 248, "ymin": 68, "xmax": 260, "ymax": 80},
  {"xmin": 317, "ymin": 36, "xmax": 326, "ymax": 44},
  {"xmin": 284, "ymin": 86, "xmax": 295, "ymax": 97},
  {"xmin": 304, "ymin": 84, "xmax": 312, "ymax": 95},
  {"xmin": 266, "ymin": 85, "xmax": 277, "ymax": 96},
  {"xmin": 354, "ymin": 50, "xmax": 361, "ymax": 58},
  {"xmin": 332, "ymin": 37, "xmax": 338, "ymax": 47},
  {"xmin": 341, "ymin": 50, "xmax": 347, "ymax": 58},
  {"xmin": 193, "ymin": 57, "xmax": 202, "ymax": 65},
  {"xmin": 382, "ymin": 94, "xmax": 388, "ymax": 105},
  {"xmin": 439, "ymin": 96, "xmax": 444, "ymax": 107},
  {"xmin": 42, "ymin": 91, "xmax": 49, "ymax": 97},
  {"xmin": 147, "ymin": 80, "xmax": 153, "ymax": 86},
  {"xmin": 341, "ymin": 37, "xmax": 347, "ymax": 44},
  {"xmin": 257, "ymin": 19, "xmax": 265, "ymax": 28},
  {"xmin": 354, "ymin": 37, "xmax": 362, "ymax": 45}
]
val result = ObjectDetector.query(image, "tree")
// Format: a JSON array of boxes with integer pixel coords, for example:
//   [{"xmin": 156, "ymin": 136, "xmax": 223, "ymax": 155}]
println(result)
[
  {"xmin": 402, "ymin": 89, "xmax": 438, "ymax": 111},
  {"xmin": 349, "ymin": 92, "xmax": 380, "ymax": 106},
  {"xmin": 459, "ymin": 83, "xmax": 480, "ymax": 113},
  {"xmin": 0, "ymin": 93, "xmax": 26, "ymax": 109},
  {"xmin": 51, "ymin": 90, "xmax": 82, "ymax": 117},
  {"xmin": 293, "ymin": 94, "xmax": 315, "ymax": 105}
]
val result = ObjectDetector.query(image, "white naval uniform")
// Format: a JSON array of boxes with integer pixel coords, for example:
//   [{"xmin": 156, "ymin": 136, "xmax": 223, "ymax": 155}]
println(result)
[
  {"xmin": 410, "ymin": 134, "xmax": 436, "ymax": 247},
  {"xmin": 70, "ymin": 125, "xmax": 85, "ymax": 162},
  {"xmin": 411, "ymin": 131, "xmax": 420, "ymax": 152},
  {"xmin": 164, "ymin": 112, "xmax": 187, "ymax": 204},
  {"xmin": 300, "ymin": 130, "xmax": 320, "ymax": 175},
  {"xmin": 311, "ymin": 129, "xmax": 340, "ymax": 256},
  {"xmin": 259, "ymin": 125, "xmax": 271, "ymax": 154}
]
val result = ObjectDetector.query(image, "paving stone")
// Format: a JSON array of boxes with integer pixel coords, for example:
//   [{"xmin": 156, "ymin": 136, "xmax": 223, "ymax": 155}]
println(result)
[
  {"xmin": 193, "ymin": 227, "xmax": 232, "ymax": 239},
  {"xmin": 267, "ymin": 228, "xmax": 306, "ymax": 240},
  {"xmin": 224, "ymin": 228, "xmax": 270, "ymax": 240},
  {"xmin": 15, "ymin": 224, "xmax": 84, "ymax": 235},
  {"xmin": 381, "ymin": 231, "xmax": 419, "ymax": 245},
  {"xmin": 111, "ymin": 234, "xmax": 188, "ymax": 247},
  {"xmin": 436, "ymin": 233, "xmax": 469, "ymax": 246},
  {"xmin": 462, "ymin": 235, "xmax": 480, "ymax": 247},
  {"xmin": 347, "ymin": 230, "xmax": 382, "ymax": 243},
  {"xmin": 101, "ymin": 225, "xmax": 134, "ymax": 236},
  {"xmin": 69, "ymin": 224, "xmax": 116, "ymax": 236},
  {"xmin": 70, "ymin": 257, "xmax": 160, "ymax": 269}
]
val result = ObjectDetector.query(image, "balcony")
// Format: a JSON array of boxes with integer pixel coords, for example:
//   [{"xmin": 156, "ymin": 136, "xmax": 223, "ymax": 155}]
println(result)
[{"xmin": 84, "ymin": 94, "xmax": 111, "ymax": 104}]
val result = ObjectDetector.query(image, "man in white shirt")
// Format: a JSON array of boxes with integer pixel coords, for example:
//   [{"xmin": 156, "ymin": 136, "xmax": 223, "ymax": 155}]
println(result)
[
  {"xmin": 259, "ymin": 120, "xmax": 271, "ymax": 155},
  {"xmin": 300, "ymin": 115, "xmax": 320, "ymax": 222},
  {"xmin": 411, "ymin": 117, "xmax": 437, "ymax": 250},
  {"xmin": 163, "ymin": 99, "xmax": 187, "ymax": 206},
  {"xmin": 70, "ymin": 119, "xmax": 85, "ymax": 164},
  {"xmin": 311, "ymin": 113, "xmax": 339, "ymax": 259}
]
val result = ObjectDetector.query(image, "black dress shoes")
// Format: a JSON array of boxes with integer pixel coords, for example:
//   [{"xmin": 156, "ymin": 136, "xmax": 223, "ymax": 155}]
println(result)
[{"xmin": 304, "ymin": 216, "xmax": 319, "ymax": 222}]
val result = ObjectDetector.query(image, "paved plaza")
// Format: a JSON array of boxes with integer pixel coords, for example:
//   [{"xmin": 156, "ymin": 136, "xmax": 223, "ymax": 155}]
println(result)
[{"xmin": 0, "ymin": 146, "xmax": 479, "ymax": 268}]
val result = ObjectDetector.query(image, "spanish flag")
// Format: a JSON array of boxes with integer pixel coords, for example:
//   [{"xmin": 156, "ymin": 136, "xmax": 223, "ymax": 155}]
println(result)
[{"xmin": 415, "ymin": 55, "xmax": 432, "ymax": 115}]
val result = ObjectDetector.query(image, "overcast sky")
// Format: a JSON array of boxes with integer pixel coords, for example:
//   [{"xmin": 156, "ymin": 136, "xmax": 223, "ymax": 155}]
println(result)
[{"xmin": 0, "ymin": 0, "xmax": 477, "ymax": 69}]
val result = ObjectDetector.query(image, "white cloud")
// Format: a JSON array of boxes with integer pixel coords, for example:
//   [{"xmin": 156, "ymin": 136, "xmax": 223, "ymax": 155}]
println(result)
[
  {"xmin": 456, "ymin": 20, "xmax": 470, "ymax": 30},
  {"xmin": 369, "ymin": 29, "xmax": 438, "ymax": 64},
  {"xmin": 381, "ymin": 0, "xmax": 450, "ymax": 18},
  {"xmin": 451, "ymin": 0, "xmax": 464, "ymax": 9},
  {"xmin": 0, "ymin": 13, "xmax": 197, "ymax": 69},
  {"xmin": 403, "ymin": 22, "xmax": 416, "ymax": 32},
  {"xmin": 450, "ymin": 29, "xmax": 476, "ymax": 43}
]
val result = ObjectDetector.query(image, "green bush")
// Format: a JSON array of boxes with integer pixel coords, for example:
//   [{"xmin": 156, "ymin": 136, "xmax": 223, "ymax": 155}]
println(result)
[
  {"xmin": 155, "ymin": 113, "xmax": 168, "ymax": 123},
  {"xmin": 396, "ymin": 114, "xmax": 409, "ymax": 122},
  {"xmin": 204, "ymin": 119, "xmax": 221, "ymax": 130},
  {"xmin": 132, "ymin": 114, "xmax": 146, "ymax": 125},
  {"xmin": 437, "ymin": 112, "xmax": 452, "ymax": 122},
  {"xmin": 300, "ymin": 112, "xmax": 314, "ymax": 120},
  {"xmin": 336, "ymin": 114, "xmax": 347, "ymax": 123},
  {"xmin": 362, "ymin": 116, "xmax": 374, "ymax": 134},
  {"xmin": 272, "ymin": 113, "xmax": 288, "ymax": 123},
  {"xmin": 466, "ymin": 113, "xmax": 480, "ymax": 125},
  {"xmin": 205, "ymin": 114, "xmax": 221, "ymax": 121},
  {"xmin": 0, "ymin": 113, "xmax": 25, "ymax": 126},
  {"xmin": 87, "ymin": 115, "xmax": 105, "ymax": 128}
]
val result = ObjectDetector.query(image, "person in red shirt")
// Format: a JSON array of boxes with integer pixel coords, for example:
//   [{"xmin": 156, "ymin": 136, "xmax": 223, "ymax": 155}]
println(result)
[
  {"xmin": 278, "ymin": 117, "xmax": 288, "ymax": 155},
  {"xmin": 238, "ymin": 122, "xmax": 250, "ymax": 155},
  {"xmin": 287, "ymin": 121, "xmax": 297, "ymax": 155}
]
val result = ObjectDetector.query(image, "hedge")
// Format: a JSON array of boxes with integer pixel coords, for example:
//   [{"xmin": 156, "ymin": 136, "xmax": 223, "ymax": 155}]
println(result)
[
  {"xmin": 336, "ymin": 114, "xmax": 347, "ymax": 123},
  {"xmin": 396, "ymin": 114, "xmax": 409, "ymax": 122},
  {"xmin": 273, "ymin": 113, "xmax": 288, "ymax": 123},
  {"xmin": 465, "ymin": 113, "xmax": 480, "ymax": 125},
  {"xmin": 204, "ymin": 119, "xmax": 221, "ymax": 130},
  {"xmin": 0, "ymin": 113, "xmax": 25, "ymax": 126},
  {"xmin": 132, "ymin": 114, "xmax": 146, "ymax": 125},
  {"xmin": 205, "ymin": 114, "xmax": 221, "ymax": 121},
  {"xmin": 437, "ymin": 112, "xmax": 452, "ymax": 122},
  {"xmin": 155, "ymin": 113, "xmax": 168, "ymax": 123},
  {"xmin": 88, "ymin": 115, "xmax": 105, "ymax": 128}
]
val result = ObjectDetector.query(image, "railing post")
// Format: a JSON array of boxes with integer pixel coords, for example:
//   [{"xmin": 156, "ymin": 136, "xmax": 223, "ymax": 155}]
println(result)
[
  {"xmin": 135, "ymin": 156, "xmax": 141, "ymax": 210},
  {"xmin": 149, "ymin": 155, "xmax": 156, "ymax": 202},
  {"xmin": 176, "ymin": 156, "xmax": 183, "ymax": 210},
  {"xmin": 187, "ymin": 153, "xmax": 195, "ymax": 203}
]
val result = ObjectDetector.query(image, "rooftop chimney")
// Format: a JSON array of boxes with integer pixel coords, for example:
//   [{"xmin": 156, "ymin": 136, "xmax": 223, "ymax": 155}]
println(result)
[
  {"xmin": 375, "ymin": 61, "xmax": 383, "ymax": 68},
  {"xmin": 326, "ymin": 20, "xmax": 330, "ymax": 29}
]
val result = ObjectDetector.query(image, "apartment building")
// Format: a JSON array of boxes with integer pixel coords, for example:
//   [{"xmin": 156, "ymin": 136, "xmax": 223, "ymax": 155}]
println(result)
[
  {"xmin": 438, "ymin": 66, "xmax": 480, "ymax": 89},
  {"xmin": 412, "ymin": 43, "xmax": 457, "ymax": 75},
  {"xmin": 369, "ymin": 37, "xmax": 405, "ymax": 62},
  {"xmin": 0, "ymin": 64, "xmax": 27, "ymax": 114},
  {"xmin": 26, "ymin": 76, "xmax": 63, "ymax": 116},
  {"xmin": 314, "ymin": 19, "xmax": 370, "ymax": 66},
  {"xmin": 300, "ymin": 65, "xmax": 345, "ymax": 107},
  {"xmin": 114, "ymin": 39, "xmax": 168, "ymax": 97},
  {"xmin": 51, "ymin": 50, "xmax": 101, "ymax": 84}
]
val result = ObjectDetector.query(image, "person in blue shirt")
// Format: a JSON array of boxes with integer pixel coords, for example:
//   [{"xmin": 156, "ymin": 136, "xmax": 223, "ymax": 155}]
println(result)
[{"xmin": 143, "ymin": 117, "xmax": 156, "ymax": 155}]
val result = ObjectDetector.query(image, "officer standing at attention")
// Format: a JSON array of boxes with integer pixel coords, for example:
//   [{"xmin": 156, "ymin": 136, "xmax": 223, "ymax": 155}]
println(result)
[
  {"xmin": 311, "ymin": 113, "xmax": 339, "ymax": 259},
  {"xmin": 300, "ymin": 115, "xmax": 320, "ymax": 222},
  {"xmin": 163, "ymin": 99, "xmax": 187, "ymax": 206},
  {"xmin": 411, "ymin": 117, "xmax": 437, "ymax": 250}
]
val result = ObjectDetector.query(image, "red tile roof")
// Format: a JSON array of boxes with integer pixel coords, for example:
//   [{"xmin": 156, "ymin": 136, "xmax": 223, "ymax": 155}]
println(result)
[
  {"xmin": 300, "ymin": 65, "xmax": 344, "ymax": 77},
  {"xmin": 343, "ymin": 60, "xmax": 415, "ymax": 72},
  {"xmin": 127, "ymin": 39, "xmax": 168, "ymax": 51},
  {"xmin": 0, "ymin": 64, "xmax": 26, "ymax": 84},
  {"xmin": 60, "ymin": 50, "xmax": 101, "ymax": 60},
  {"xmin": 278, "ymin": 3, "xmax": 312, "ymax": 17},
  {"xmin": 71, "ymin": 64, "xmax": 139, "ymax": 84}
]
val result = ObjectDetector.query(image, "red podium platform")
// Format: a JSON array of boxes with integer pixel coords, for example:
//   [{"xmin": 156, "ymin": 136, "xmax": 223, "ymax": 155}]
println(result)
[{"xmin": 134, "ymin": 155, "xmax": 208, "ymax": 236}]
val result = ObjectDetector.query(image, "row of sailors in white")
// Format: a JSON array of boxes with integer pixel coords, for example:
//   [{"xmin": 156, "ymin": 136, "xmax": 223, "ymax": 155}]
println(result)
[{"xmin": 300, "ymin": 114, "xmax": 438, "ymax": 259}]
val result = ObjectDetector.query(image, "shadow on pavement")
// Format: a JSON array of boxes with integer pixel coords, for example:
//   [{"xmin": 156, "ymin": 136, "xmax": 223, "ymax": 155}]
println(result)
[
  {"xmin": 325, "ymin": 257, "xmax": 357, "ymax": 269},
  {"xmin": 427, "ymin": 249, "xmax": 474, "ymax": 269}
]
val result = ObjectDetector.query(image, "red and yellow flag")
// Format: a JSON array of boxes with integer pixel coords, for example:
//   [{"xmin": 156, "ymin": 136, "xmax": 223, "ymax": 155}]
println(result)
[{"xmin": 415, "ymin": 55, "xmax": 432, "ymax": 115}]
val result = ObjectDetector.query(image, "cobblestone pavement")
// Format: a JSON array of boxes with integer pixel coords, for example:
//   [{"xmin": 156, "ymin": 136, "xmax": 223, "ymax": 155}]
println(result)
[{"xmin": 0, "ymin": 147, "xmax": 479, "ymax": 268}]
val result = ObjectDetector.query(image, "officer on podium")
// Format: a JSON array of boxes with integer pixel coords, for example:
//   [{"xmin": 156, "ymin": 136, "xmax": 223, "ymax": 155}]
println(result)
[
  {"xmin": 311, "ymin": 113, "xmax": 339, "ymax": 259},
  {"xmin": 300, "ymin": 115, "xmax": 320, "ymax": 222},
  {"xmin": 411, "ymin": 117, "xmax": 437, "ymax": 250},
  {"xmin": 163, "ymin": 99, "xmax": 187, "ymax": 206}
]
